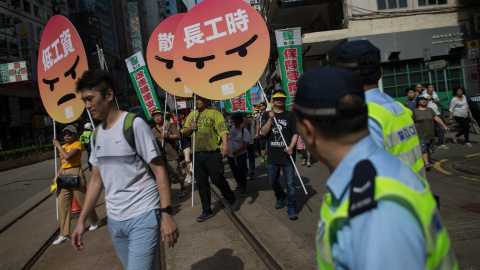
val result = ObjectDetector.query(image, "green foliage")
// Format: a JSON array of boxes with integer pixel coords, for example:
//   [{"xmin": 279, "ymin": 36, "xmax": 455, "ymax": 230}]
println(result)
[{"xmin": 0, "ymin": 144, "xmax": 56, "ymax": 162}]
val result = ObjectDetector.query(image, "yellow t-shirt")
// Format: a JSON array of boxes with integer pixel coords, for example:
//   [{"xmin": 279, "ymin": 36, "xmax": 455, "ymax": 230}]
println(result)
[
  {"xmin": 60, "ymin": 141, "xmax": 83, "ymax": 169},
  {"xmin": 181, "ymin": 109, "xmax": 228, "ymax": 152}
]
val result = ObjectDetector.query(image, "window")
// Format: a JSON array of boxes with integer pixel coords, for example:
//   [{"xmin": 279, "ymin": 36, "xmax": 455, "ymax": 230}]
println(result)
[
  {"xmin": 381, "ymin": 55, "xmax": 464, "ymax": 106},
  {"xmin": 34, "ymin": 5, "xmax": 39, "ymax": 17},
  {"xmin": 377, "ymin": 0, "xmax": 408, "ymax": 10},
  {"xmin": 23, "ymin": 0, "xmax": 31, "ymax": 13},
  {"xmin": 418, "ymin": 0, "xmax": 447, "ymax": 6}
]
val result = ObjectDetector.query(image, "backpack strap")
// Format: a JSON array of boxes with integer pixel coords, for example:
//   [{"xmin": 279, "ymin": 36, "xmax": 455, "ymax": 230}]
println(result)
[
  {"xmin": 92, "ymin": 124, "xmax": 101, "ymax": 148},
  {"xmin": 123, "ymin": 113, "xmax": 137, "ymax": 152}
]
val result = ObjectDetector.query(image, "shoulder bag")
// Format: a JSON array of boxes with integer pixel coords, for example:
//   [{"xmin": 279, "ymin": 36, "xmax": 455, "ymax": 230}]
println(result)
[{"xmin": 57, "ymin": 167, "xmax": 81, "ymax": 188}]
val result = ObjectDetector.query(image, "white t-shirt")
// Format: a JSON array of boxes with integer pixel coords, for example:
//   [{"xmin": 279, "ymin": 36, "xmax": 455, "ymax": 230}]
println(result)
[
  {"xmin": 422, "ymin": 93, "xmax": 440, "ymax": 115},
  {"xmin": 90, "ymin": 112, "xmax": 161, "ymax": 221},
  {"xmin": 227, "ymin": 125, "xmax": 251, "ymax": 158},
  {"xmin": 449, "ymin": 95, "xmax": 469, "ymax": 118}
]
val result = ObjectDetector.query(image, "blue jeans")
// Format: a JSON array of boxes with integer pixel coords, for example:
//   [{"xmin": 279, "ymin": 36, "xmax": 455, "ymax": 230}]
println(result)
[
  {"xmin": 227, "ymin": 153, "xmax": 247, "ymax": 191},
  {"xmin": 108, "ymin": 209, "xmax": 161, "ymax": 269},
  {"xmin": 266, "ymin": 163, "xmax": 296, "ymax": 210},
  {"xmin": 247, "ymin": 144, "xmax": 255, "ymax": 175}
]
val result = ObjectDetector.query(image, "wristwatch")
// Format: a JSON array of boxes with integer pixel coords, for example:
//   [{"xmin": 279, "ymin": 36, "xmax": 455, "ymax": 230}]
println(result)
[{"xmin": 159, "ymin": 206, "xmax": 173, "ymax": 215}]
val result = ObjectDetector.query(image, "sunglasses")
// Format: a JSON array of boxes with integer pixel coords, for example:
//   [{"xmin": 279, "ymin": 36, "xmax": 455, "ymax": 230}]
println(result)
[{"xmin": 63, "ymin": 132, "xmax": 73, "ymax": 136}]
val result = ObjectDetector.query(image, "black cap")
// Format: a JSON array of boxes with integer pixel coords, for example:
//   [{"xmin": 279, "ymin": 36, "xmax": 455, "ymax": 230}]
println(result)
[
  {"xmin": 416, "ymin": 95, "xmax": 427, "ymax": 101},
  {"xmin": 231, "ymin": 114, "xmax": 244, "ymax": 123},
  {"xmin": 337, "ymin": 40, "xmax": 380, "ymax": 69},
  {"xmin": 294, "ymin": 67, "xmax": 366, "ymax": 119}
]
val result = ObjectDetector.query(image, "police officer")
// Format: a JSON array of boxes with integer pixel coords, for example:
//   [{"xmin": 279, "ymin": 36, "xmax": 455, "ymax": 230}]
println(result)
[
  {"xmin": 337, "ymin": 40, "xmax": 426, "ymax": 178},
  {"xmin": 79, "ymin": 123, "xmax": 93, "ymax": 171},
  {"xmin": 294, "ymin": 67, "xmax": 457, "ymax": 270}
]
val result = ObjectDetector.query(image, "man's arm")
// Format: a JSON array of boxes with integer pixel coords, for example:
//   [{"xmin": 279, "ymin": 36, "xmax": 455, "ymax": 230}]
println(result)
[
  {"xmin": 261, "ymin": 111, "xmax": 275, "ymax": 136},
  {"xmin": 149, "ymin": 156, "xmax": 179, "ymax": 247},
  {"xmin": 220, "ymin": 133, "xmax": 229, "ymax": 158},
  {"xmin": 284, "ymin": 134, "xmax": 298, "ymax": 156},
  {"xmin": 71, "ymin": 166, "xmax": 104, "ymax": 251}
]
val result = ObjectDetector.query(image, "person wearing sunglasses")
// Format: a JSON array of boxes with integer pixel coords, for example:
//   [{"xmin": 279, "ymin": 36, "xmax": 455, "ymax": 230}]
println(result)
[{"xmin": 52, "ymin": 125, "xmax": 100, "ymax": 246}]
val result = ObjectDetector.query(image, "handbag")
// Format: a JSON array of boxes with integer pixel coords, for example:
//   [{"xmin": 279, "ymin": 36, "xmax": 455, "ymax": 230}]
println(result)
[
  {"xmin": 57, "ymin": 167, "xmax": 81, "ymax": 188},
  {"xmin": 470, "ymin": 117, "xmax": 480, "ymax": 134}
]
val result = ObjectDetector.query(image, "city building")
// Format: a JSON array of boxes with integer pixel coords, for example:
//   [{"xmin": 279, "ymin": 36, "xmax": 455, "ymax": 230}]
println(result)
[{"xmin": 263, "ymin": 0, "xmax": 480, "ymax": 103}]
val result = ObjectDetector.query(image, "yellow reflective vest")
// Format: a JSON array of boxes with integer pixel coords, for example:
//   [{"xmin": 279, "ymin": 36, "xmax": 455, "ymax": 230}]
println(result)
[
  {"xmin": 316, "ymin": 177, "xmax": 458, "ymax": 270},
  {"xmin": 367, "ymin": 102, "xmax": 426, "ymax": 178}
]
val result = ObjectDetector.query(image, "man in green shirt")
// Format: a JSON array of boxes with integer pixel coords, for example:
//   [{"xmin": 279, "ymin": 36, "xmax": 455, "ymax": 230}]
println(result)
[{"xmin": 182, "ymin": 96, "xmax": 238, "ymax": 222}]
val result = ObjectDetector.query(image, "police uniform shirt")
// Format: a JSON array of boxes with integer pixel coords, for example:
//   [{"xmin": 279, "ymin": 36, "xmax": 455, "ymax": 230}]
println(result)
[
  {"xmin": 322, "ymin": 135, "xmax": 427, "ymax": 270},
  {"xmin": 366, "ymin": 88, "xmax": 409, "ymax": 149}
]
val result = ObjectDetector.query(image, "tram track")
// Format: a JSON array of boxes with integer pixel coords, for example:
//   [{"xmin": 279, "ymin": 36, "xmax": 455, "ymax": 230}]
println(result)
[{"xmin": 158, "ymin": 185, "xmax": 283, "ymax": 269}]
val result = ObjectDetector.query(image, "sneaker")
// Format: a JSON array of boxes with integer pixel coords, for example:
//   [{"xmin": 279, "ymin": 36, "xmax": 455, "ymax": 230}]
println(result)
[
  {"xmin": 437, "ymin": 144, "xmax": 449, "ymax": 149},
  {"xmin": 240, "ymin": 190, "xmax": 246, "ymax": 197},
  {"xmin": 53, "ymin": 236, "xmax": 70, "ymax": 245},
  {"xmin": 301, "ymin": 159, "xmax": 306, "ymax": 166},
  {"xmin": 234, "ymin": 185, "xmax": 241, "ymax": 191},
  {"xmin": 465, "ymin": 142, "xmax": 473, "ymax": 147},
  {"xmin": 288, "ymin": 209, "xmax": 299, "ymax": 220},
  {"xmin": 228, "ymin": 200, "xmax": 239, "ymax": 212},
  {"xmin": 196, "ymin": 212, "xmax": 214, "ymax": 222},
  {"xmin": 249, "ymin": 173, "xmax": 256, "ymax": 180},
  {"xmin": 452, "ymin": 134, "xmax": 458, "ymax": 144},
  {"xmin": 275, "ymin": 196, "xmax": 286, "ymax": 209},
  {"xmin": 307, "ymin": 161, "xmax": 312, "ymax": 167},
  {"xmin": 89, "ymin": 220, "xmax": 101, "ymax": 231},
  {"xmin": 178, "ymin": 189, "xmax": 187, "ymax": 198}
]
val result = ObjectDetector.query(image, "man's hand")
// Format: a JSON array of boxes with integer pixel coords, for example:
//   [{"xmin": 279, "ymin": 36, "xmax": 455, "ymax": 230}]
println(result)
[
  {"xmin": 161, "ymin": 132, "xmax": 168, "ymax": 139},
  {"xmin": 161, "ymin": 215, "xmax": 179, "ymax": 248},
  {"xmin": 269, "ymin": 110, "xmax": 275, "ymax": 120},
  {"xmin": 190, "ymin": 121, "xmax": 197, "ymax": 131},
  {"xmin": 221, "ymin": 143, "xmax": 229, "ymax": 158},
  {"xmin": 71, "ymin": 222, "xmax": 86, "ymax": 251},
  {"xmin": 284, "ymin": 146, "xmax": 294, "ymax": 156}
]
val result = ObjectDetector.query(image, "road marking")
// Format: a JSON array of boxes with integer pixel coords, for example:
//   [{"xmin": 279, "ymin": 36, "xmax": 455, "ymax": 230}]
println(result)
[
  {"xmin": 460, "ymin": 176, "xmax": 480, "ymax": 182},
  {"xmin": 465, "ymin": 153, "xmax": 480, "ymax": 158},
  {"xmin": 434, "ymin": 159, "xmax": 452, "ymax": 175}
]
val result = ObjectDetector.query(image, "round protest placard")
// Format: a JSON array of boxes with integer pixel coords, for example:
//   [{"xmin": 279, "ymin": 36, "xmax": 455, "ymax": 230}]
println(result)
[
  {"xmin": 37, "ymin": 15, "xmax": 88, "ymax": 123},
  {"xmin": 172, "ymin": 0, "xmax": 270, "ymax": 100},
  {"xmin": 146, "ymin": 13, "xmax": 193, "ymax": 98}
]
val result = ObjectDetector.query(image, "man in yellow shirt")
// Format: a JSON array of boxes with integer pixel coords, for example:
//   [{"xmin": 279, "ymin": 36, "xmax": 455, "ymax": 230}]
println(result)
[{"xmin": 182, "ymin": 96, "xmax": 238, "ymax": 222}]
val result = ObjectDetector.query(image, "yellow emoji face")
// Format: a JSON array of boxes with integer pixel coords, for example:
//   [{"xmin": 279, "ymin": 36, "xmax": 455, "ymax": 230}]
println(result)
[
  {"xmin": 172, "ymin": 0, "xmax": 270, "ymax": 100},
  {"xmin": 38, "ymin": 15, "xmax": 88, "ymax": 123}
]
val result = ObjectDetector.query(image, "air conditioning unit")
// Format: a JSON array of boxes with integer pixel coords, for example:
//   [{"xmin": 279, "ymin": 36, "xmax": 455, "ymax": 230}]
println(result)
[{"xmin": 472, "ymin": 13, "xmax": 480, "ymax": 34}]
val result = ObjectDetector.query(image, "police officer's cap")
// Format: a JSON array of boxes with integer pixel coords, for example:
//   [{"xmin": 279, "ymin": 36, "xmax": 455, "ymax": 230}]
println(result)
[
  {"xmin": 294, "ymin": 67, "xmax": 366, "ymax": 119},
  {"xmin": 337, "ymin": 40, "xmax": 380, "ymax": 69}
]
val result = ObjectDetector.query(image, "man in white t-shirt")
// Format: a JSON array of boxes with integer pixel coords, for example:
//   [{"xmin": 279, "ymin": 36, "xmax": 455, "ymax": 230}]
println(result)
[
  {"xmin": 422, "ymin": 84, "xmax": 448, "ymax": 149},
  {"xmin": 227, "ymin": 114, "xmax": 251, "ymax": 196},
  {"xmin": 70, "ymin": 70, "xmax": 179, "ymax": 269}
]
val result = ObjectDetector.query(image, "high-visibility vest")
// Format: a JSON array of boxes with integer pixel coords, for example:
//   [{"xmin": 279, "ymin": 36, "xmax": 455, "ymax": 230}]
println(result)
[
  {"xmin": 80, "ymin": 130, "xmax": 91, "ymax": 144},
  {"xmin": 367, "ymin": 102, "xmax": 426, "ymax": 178},
  {"xmin": 316, "ymin": 176, "xmax": 458, "ymax": 270}
]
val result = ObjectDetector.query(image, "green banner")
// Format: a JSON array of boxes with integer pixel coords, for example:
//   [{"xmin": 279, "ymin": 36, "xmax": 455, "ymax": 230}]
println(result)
[
  {"xmin": 226, "ymin": 89, "xmax": 253, "ymax": 114},
  {"xmin": 275, "ymin": 28, "xmax": 303, "ymax": 111},
  {"xmin": 125, "ymin": 52, "xmax": 161, "ymax": 121}
]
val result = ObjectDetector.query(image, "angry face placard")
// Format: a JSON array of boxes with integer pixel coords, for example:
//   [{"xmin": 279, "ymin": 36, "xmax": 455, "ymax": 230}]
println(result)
[
  {"xmin": 37, "ymin": 15, "xmax": 88, "ymax": 123},
  {"xmin": 172, "ymin": 0, "xmax": 270, "ymax": 100},
  {"xmin": 146, "ymin": 13, "xmax": 193, "ymax": 98}
]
